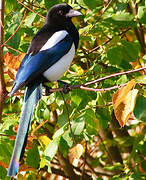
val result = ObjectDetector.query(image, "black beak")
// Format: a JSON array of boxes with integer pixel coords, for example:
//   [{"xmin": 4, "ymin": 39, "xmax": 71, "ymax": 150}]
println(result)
[{"xmin": 66, "ymin": 9, "xmax": 82, "ymax": 18}]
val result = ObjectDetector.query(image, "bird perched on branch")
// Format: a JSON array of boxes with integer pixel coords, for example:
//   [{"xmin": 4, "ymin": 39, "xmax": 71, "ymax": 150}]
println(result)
[{"xmin": 7, "ymin": 3, "xmax": 81, "ymax": 177}]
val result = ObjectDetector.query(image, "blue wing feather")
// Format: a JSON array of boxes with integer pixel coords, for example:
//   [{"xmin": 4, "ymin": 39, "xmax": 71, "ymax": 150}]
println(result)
[{"xmin": 10, "ymin": 35, "xmax": 73, "ymax": 96}]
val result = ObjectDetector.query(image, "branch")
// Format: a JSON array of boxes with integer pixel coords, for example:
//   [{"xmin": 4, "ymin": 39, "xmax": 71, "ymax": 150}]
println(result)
[
  {"xmin": 60, "ymin": 92, "xmax": 76, "ymax": 144},
  {"xmin": 16, "ymin": 0, "xmax": 45, "ymax": 19},
  {"xmin": 57, "ymin": 150, "xmax": 80, "ymax": 180},
  {"xmin": 84, "ymin": 67, "xmax": 146, "ymax": 86},
  {"xmin": 0, "ymin": 0, "xmax": 7, "ymax": 121},
  {"xmin": 45, "ymin": 67, "xmax": 146, "ymax": 94},
  {"xmin": 89, "ymin": 28, "xmax": 130, "ymax": 54},
  {"xmin": 4, "ymin": 45, "xmax": 22, "ymax": 53}
]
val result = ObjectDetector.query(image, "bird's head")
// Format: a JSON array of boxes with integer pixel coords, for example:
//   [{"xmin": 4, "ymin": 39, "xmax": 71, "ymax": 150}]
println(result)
[{"xmin": 45, "ymin": 3, "xmax": 82, "ymax": 27}]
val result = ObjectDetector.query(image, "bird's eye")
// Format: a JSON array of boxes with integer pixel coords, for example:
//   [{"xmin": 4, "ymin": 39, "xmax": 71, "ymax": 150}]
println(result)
[{"xmin": 58, "ymin": 10, "xmax": 63, "ymax": 15}]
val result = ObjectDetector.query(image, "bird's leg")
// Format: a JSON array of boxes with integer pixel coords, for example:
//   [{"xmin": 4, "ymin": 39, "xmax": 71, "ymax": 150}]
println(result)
[{"xmin": 57, "ymin": 80, "xmax": 70, "ymax": 94}]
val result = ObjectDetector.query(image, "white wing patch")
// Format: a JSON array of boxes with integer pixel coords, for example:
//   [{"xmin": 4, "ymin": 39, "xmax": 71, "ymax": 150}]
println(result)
[
  {"xmin": 40, "ymin": 30, "xmax": 68, "ymax": 51},
  {"xmin": 43, "ymin": 43, "xmax": 75, "ymax": 82}
]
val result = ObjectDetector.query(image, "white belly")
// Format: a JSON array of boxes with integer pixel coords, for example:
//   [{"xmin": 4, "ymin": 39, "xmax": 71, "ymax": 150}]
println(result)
[{"xmin": 43, "ymin": 43, "xmax": 75, "ymax": 81}]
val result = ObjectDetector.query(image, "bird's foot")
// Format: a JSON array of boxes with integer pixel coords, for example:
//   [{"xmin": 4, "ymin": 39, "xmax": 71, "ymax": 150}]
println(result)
[
  {"xmin": 43, "ymin": 85, "xmax": 52, "ymax": 96},
  {"xmin": 57, "ymin": 80, "xmax": 70, "ymax": 94}
]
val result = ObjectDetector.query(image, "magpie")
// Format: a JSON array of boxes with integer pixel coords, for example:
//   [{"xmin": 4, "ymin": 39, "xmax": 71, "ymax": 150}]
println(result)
[{"xmin": 7, "ymin": 3, "xmax": 81, "ymax": 177}]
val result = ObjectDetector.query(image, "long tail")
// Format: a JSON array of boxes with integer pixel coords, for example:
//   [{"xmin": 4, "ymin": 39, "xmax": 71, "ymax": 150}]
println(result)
[{"xmin": 7, "ymin": 83, "xmax": 42, "ymax": 177}]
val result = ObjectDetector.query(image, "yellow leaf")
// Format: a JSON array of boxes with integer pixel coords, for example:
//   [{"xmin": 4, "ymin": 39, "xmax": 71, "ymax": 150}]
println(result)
[
  {"xmin": 112, "ymin": 80, "xmax": 138, "ymax": 127},
  {"xmin": 68, "ymin": 144, "xmax": 84, "ymax": 166},
  {"xmin": 38, "ymin": 135, "xmax": 51, "ymax": 150}
]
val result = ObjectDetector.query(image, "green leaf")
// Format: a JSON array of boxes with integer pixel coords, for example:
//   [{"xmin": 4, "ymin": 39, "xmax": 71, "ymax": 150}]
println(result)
[
  {"xmin": 96, "ymin": 108, "xmax": 111, "ymax": 129},
  {"xmin": 117, "ymin": 75, "xmax": 128, "ymax": 85},
  {"xmin": 0, "ymin": 138, "xmax": 13, "ymax": 165},
  {"xmin": 107, "ymin": 46, "xmax": 123, "ymax": 65},
  {"xmin": 5, "ymin": 0, "xmax": 18, "ymax": 14},
  {"xmin": 136, "ymin": 75, "xmax": 146, "ymax": 84},
  {"xmin": 45, "ymin": 136, "xmax": 60, "ymax": 161},
  {"xmin": 59, "ymin": 136, "xmax": 70, "ymax": 157},
  {"xmin": 62, "ymin": 130, "xmax": 73, "ymax": 147},
  {"xmin": 44, "ymin": 0, "xmax": 61, "ymax": 9},
  {"xmin": 84, "ymin": 108, "xmax": 97, "ymax": 127},
  {"xmin": 137, "ymin": 6, "xmax": 146, "ymax": 24},
  {"xmin": 72, "ymin": 113, "xmax": 85, "ymax": 135},
  {"xmin": 5, "ymin": 32, "xmax": 20, "ymax": 51},
  {"xmin": 40, "ymin": 155, "xmax": 46, "ymax": 169},
  {"xmin": 121, "ymin": 40, "xmax": 140, "ymax": 61},
  {"xmin": 26, "ymin": 143, "xmax": 40, "ymax": 168},
  {"xmin": 134, "ymin": 96, "xmax": 146, "ymax": 122},
  {"xmin": 71, "ymin": 89, "xmax": 83, "ymax": 106},
  {"xmin": 0, "ymin": 166, "xmax": 7, "ymax": 179},
  {"xmin": 24, "ymin": 13, "xmax": 37, "ymax": 26},
  {"xmin": 106, "ymin": 12, "xmax": 135, "ymax": 27},
  {"xmin": 77, "ymin": 0, "xmax": 103, "ymax": 9},
  {"xmin": 57, "ymin": 108, "xmax": 68, "ymax": 128}
]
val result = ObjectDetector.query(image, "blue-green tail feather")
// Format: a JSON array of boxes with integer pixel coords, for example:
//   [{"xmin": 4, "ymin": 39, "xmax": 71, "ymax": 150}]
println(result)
[{"xmin": 7, "ymin": 83, "xmax": 42, "ymax": 177}]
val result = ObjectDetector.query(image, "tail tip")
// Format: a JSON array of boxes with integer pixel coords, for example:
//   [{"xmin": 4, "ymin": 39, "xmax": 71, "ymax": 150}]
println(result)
[{"xmin": 7, "ymin": 158, "xmax": 19, "ymax": 177}]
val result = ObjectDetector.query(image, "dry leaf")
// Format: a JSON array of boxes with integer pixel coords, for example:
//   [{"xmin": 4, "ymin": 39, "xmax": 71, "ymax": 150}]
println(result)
[
  {"xmin": 68, "ymin": 144, "xmax": 84, "ymax": 166},
  {"xmin": 4, "ymin": 52, "xmax": 25, "ymax": 70},
  {"xmin": 112, "ymin": 79, "xmax": 138, "ymax": 127}
]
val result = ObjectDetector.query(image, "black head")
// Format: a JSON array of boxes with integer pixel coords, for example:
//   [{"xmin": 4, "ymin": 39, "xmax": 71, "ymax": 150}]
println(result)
[{"xmin": 45, "ymin": 3, "xmax": 82, "ymax": 27}]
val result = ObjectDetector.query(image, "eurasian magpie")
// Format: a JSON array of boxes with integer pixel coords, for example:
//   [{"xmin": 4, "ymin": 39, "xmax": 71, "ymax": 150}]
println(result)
[{"xmin": 7, "ymin": 3, "xmax": 81, "ymax": 177}]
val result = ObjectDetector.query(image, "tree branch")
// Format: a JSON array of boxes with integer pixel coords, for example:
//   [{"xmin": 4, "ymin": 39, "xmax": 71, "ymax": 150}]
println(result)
[
  {"xmin": 43, "ymin": 67, "xmax": 145, "ymax": 94},
  {"xmin": 0, "ymin": 0, "xmax": 7, "ymax": 121},
  {"xmin": 16, "ymin": 0, "xmax": 45, "ymax": 19},
  {"xmin": 57, "ymin": 150, "xmax": 80, "ymax": 180}
]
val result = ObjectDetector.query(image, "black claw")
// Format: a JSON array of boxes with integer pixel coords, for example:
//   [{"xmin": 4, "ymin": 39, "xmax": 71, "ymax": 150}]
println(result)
[
  {"xmin": 62, "ymin": 84, "xmax": 70, "ymax": 94},
  {"xmin": 57, "ymin": 80, "xmax": 70, "ymax": 94},
  {"xmin": 44, "ymin": 86, "xmax": 52, "ymax": 96}
]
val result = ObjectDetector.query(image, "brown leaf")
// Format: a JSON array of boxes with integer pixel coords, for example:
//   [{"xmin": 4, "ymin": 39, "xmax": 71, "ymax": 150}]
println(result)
[
  {"xmin": 4, "ymin": 52, "xmax": 25, "ymax": 70},
  {"xmin": 112, "ymin": 79, "xmax": 138, "ymax": 127},
  {"xmin": 68, "ymin": 144, "xmax": 84, "ymax": 166}
]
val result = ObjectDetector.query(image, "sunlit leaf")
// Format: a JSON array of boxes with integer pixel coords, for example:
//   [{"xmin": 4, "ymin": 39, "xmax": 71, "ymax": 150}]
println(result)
[
  {"xmin": 38, "ymin": 135, "xmax": 51, "ymax": 150},
  {"xmin": 45, "ymin": 136, "xmax": 60, "ymax": 161},
  {"xmin": 68, "ymin": 144, "xmax": 84, "ymax": 166},
  {"xmin": 112, "ymin": 79, "xmax": 138, "ymax": 127},
  {"xmin": 137, "ymin": 6, "xmax": 146, "ymax": 24}
]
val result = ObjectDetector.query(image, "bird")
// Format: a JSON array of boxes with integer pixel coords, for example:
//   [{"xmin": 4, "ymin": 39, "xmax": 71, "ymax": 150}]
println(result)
[{"xmin": 7, "ymin": 3, "xmax": 82, "ymax": 177}]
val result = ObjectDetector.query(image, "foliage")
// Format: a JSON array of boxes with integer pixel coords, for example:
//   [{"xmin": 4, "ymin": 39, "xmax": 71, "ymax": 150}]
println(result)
[{"xmin": 0, "ymin": 0, "xmax": 146, "ymax": 179}]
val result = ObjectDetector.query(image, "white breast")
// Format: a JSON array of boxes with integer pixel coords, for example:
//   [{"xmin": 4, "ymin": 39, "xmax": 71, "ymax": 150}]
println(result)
[{"xmin": 43, "ymin": 43, "xmax": 75, "ymax": 81}]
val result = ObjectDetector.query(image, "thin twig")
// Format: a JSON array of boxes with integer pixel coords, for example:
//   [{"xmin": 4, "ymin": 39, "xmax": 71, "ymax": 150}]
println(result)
[
  {"xmin": 89, "ymin": 28, "xmax": 130, "ymax": 53},
  {"xmin": 1, "ymin": 11, "xmax": 27, "ymax": 47},
  {"xmin": 4, "ymin": 45, "xmax": 22, "ymax": 53},
  {"xmin": 80, "ymin": 83, "xmax": 127, "ymax": 92},
  {"xmin": 16, "ymin": 0, "xmax": 45, "ymax": 19},
  {"xmin": 31, "ymin": 119, "xmax": 48, "ymax": 135},
  {"xmin": 84, "ymin": 67, "xmax": 146, "ymax": 86},
  {"xmin": 60, "ymin": 91, "xmax": 76, "ymax": 144},
  {"xmin": 45, "ymin": 67, "xmax": 146, "ymax": 94}
]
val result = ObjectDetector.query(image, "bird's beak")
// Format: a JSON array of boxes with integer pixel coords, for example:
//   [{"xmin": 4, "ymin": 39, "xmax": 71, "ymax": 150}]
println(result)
[{"xmin": 66, "ymin": 9, "xmax": 82, "ymax": 18}]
